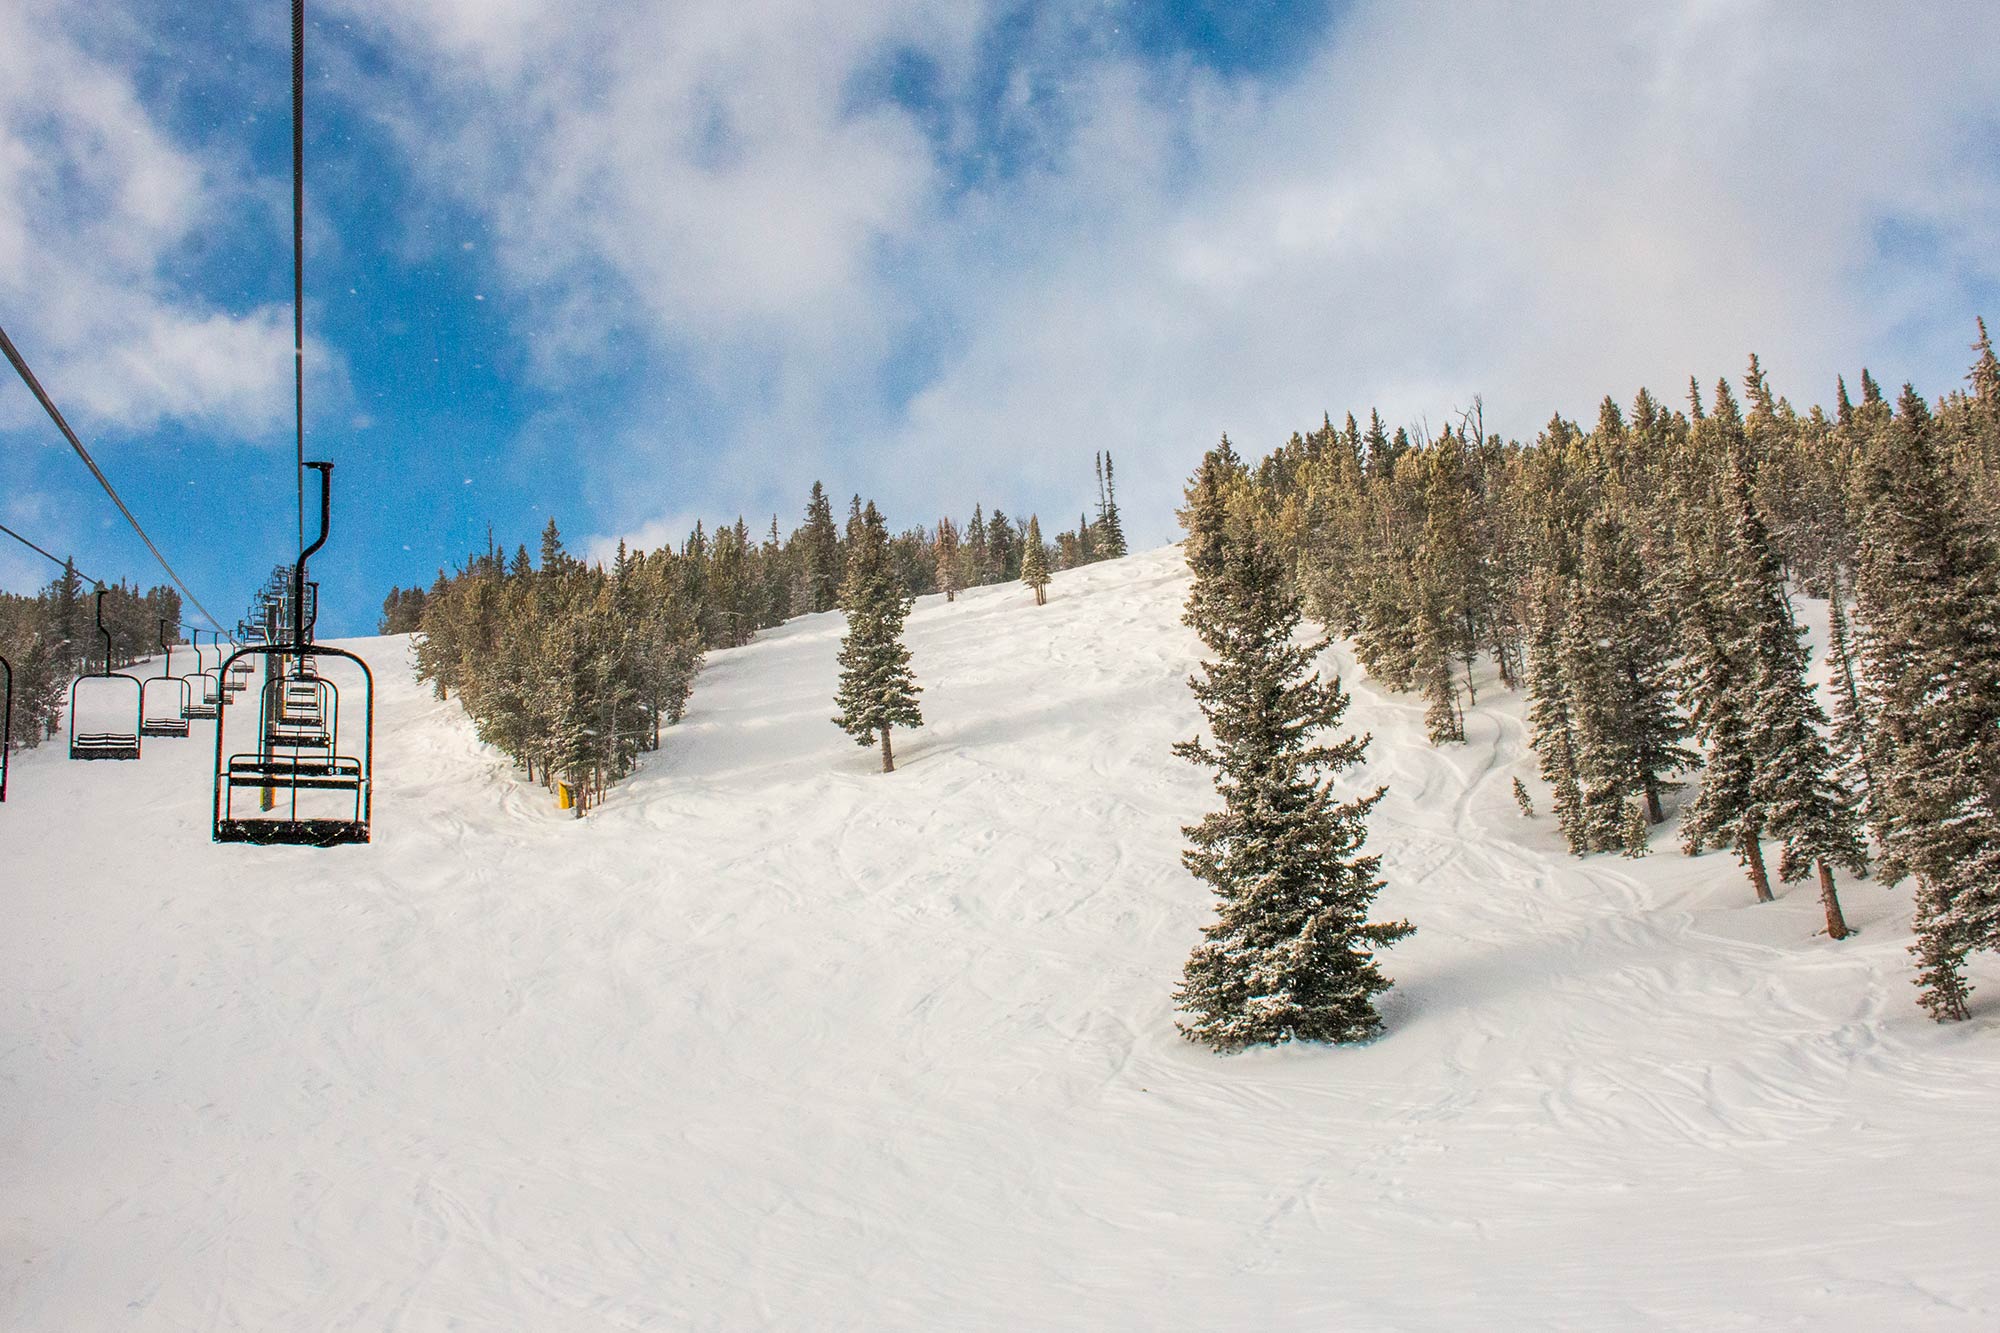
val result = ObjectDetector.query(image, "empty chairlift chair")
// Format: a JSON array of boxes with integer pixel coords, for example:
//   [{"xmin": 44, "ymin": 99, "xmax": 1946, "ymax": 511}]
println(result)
[
  {"xmin": 184, "ymin": 629, "xmax": 222, "ymax": 720},
  {"xmin": 228, "ymin": 620, "xmax": 260, "ymax": 693},
  {"xmin": 70, "ymin": 590, "xmax": 142, "ymax": 761},
  {"xmin": 139, "ymin": 620, "xmax": 192, "ymax": 738},
  {"xmin": 213, "ymin": 462, "xmax": 372, "ymax": 847}
]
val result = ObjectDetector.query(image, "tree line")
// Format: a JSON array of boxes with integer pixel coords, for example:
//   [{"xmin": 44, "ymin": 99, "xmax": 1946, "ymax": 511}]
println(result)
[
  {"xmin": 1221, "ymin": 321, "xmax": 2000, "ymax": 1022},
  {"xmin": 392, "ymin": 455, "xmax": 1128, "ymax": 808},
  {"xmin": 0, "ymin": 563, "xmax": 183, "ymax": 749}
]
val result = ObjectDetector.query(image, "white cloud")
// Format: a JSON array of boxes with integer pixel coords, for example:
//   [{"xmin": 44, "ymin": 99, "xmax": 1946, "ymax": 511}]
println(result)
[
  {"xmin": 0, "ymin": 0, "xmax": 304, "ymax": 440},
  {"xmin": 329, "ymin": 0, "xmax": 2000, "ymax": 549},
  {"xmin": 877, "ymin": 1, "xmax": 2000, "ymax": 541}
]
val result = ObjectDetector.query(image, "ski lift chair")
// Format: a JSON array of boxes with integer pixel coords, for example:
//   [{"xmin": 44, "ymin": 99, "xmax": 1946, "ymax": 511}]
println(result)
[
  {"xmin": 213, "ymin": 462, "xmax": 372, "ymax": 847},
  {"xmin": 139, "ymin": 620, "xmax": 192, "ymax": 738},
  {"xmin": 70, "ymin": 590, "xmax": 142, "ymax": 761},
  {"xmin": 184, "ymin": 624, "xmax": 221, "ymax": 716},
  {"xmin": 227, "ymin": 622, "xmax": 261, "ymax": 695},
  {"xmin": 184, "ymin": 629, "xmax": 222, "ymax": 719},
  {"xmin": 1, "ymin": 652, "xmax": 12, "ymax": 801}
]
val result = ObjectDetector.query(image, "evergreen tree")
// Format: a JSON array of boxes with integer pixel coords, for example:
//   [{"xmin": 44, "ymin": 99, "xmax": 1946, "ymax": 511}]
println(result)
[
  {"xmin": 1174, "ymin": 439, "xmax": 1411, "ymax": 1051},
  {"xmin": 1095, "ymin": 451, "xmax": 1128, "ymax": 558},
  {"xmin": 1852, "ymin": 384, "xmax": 2000, "ymax": 1018},
  {"xmin": 1020, "ymin": 515, "xmax": 1050, "ymax": 605},
  {"xmin": 51, "ymin": 559, "xmax": 83, "ymax": 674},
  {"xmin": 802, "ymin": 483, "xmax": 841, "ymax": 613},
  {"xmin": 1678, "ymin": 390, "xmax": 1777, "ymax": 902},
  {"xmin": 1525, "ymin": 577, "xmax": 1588, "ymax": 854},
  {"xmin": 832, "ymin": 502, "xmax": 923, "ymax": 772},
  {"xmin": 966, "ymin": 504, "xmax": 990, "ymax": 585},
  {"xmin": 934, "ymin": 517, "xmax": 961, "ymax": 602},
  {"xmin": 987, "ymin": 507, "xmax": 1018, "ymax": 581},
  {"xmin": 1727, "ymin": 454, "xmax": 1867, "ymax": 939},
  {"xmin": 539, "ymin": 518, "xmax": 567, "ymax": 574},
  {"xmin": 1563, "ymin": 505, "xmax": 1692, "ymax": 843},
  {"xmin": 1512, "ymin": 777, "xmax": 1535, "ymax": 818},
  {"xmin": 1824, "ymin": 574, "xmax": 1875, "ymax": 809}
]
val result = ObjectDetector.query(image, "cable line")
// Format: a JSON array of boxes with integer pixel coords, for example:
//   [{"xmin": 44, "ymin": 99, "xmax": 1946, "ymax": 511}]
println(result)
[
  {"xmin": 0, "ymin": 518, "xmax": 103, "ymax": 589},
  {"xmin": 292, "ymin": 0, "xmax": 306, "ymax": 558},
  {"xmin": 0, "ymin": 320, "xmax": 230, "ymax": 633}
]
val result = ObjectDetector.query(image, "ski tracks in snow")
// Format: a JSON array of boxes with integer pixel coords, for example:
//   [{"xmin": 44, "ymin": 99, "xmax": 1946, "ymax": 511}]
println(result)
[{"xmin": 3, "ymin": 551, "xmax": 1998, "ymax": 1329}]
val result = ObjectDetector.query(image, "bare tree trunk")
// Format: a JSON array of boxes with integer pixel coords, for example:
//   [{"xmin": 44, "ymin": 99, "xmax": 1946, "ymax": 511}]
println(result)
[
  {"xmin": 1817, "ymin": 860, "xmax": 1852, "ymax": 940},
  {"xmin": 1643, "ymin": 777, "xmax": 1664, "ymax": 826},
  {"xmin": 880, "ymin": 727, "xmax": 895, "ymax": 773},
  {"xmin": 1461, "ymin": 611, "xmax": 1478, "ymax": 705},
  {"xmin": 1742, "ymin": 829, "xmax": 1775, "ymax": 904}
]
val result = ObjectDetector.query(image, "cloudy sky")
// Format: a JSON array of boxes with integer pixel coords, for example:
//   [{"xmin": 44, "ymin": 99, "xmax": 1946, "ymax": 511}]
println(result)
[{"xmin": 3, "ymin": 0, "xmax": 1998, "ymax": 633}]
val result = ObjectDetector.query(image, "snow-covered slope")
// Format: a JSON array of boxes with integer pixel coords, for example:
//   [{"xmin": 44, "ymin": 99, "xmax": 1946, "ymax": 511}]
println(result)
[{"xmin": 4, "ymin": 546, "xmax": 1996, "ymax": 1330}]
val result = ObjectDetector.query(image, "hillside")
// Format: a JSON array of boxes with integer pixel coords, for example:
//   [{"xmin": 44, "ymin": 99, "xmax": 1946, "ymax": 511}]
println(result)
[{"xmin": 4, "ymin": 545, "xmax": 1997, "ymax": 1330}]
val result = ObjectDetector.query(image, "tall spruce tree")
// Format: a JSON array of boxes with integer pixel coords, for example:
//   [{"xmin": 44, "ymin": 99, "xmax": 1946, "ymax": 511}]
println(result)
[
  {"xmin": 1726, "ymin": 454, "xmax": 1868, "ymax": 939},
  {"xmin": 1174, "ymin": 439, "xmax": 1411, "ymax": 1051},
  {"xmin": 1525, "ymin": 573, "xmax": 1589, "ymax": 853},
  {"xmin": 1852, "ymin": 384, "xmax": 2000, "ymax": 1018},
  {"xmin": 1020, "ymin": 515, "xmax": 1050, "ymax": 605},
  {"xmin": 934, "ymin": 517, "xmax": 961, "ymax": 602},
  {"xmin": 987, "ymin": 508, "xmax": 1018, "ymax": 581},
  {"xmin": 1824, "ymin": 574, "xmax": 1876, "ymax": 810},
  {"xmin": 966, "ymin": 504, "xmax": 990, "ymax": 585},
  {"xmin": 1678, "ymin": 386, "xmax": 1779, "ymax": 902},
  {"xmin": 1096, "ymin": 451, "xmax": 1129, "ymax": 558},
  {"xmin": 1562, "ymin": 505, "xmax": 1692, "ymax": 846},
  {"xmin": 802, "ymin": 483, "xmax": 841, "ymax": 613},
  {"xmin": 832, "ymin": 502, "xmax": 923, "ymax": 773}
]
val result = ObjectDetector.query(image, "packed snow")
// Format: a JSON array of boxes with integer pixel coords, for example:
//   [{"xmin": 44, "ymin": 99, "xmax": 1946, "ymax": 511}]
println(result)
[{"xmin": 4, "ymin": 545, "xmax": 1996, "ymax": 1330}]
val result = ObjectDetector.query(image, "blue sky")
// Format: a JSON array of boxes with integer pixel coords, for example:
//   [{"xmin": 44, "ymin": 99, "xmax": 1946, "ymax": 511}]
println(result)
[{"xmin": 3, "ymin": 0, "xmax": 1998, "ymax": 635}]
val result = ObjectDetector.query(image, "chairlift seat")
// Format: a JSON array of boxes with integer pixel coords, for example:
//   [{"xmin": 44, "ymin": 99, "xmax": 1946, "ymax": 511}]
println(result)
[
  {"xmin": 73, "ymin": 731, "xmax": 142, "ymax": 760},
  {"xmin": 214, "ymin": 817, "xmax": 367, "ymax": 847},
  {"xmin": 140, "ymin": 717, "xmax": 192, "ymax": 738}
]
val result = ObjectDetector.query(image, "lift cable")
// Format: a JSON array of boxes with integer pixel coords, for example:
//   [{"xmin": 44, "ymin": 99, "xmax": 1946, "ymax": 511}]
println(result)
[
  {"xmin": 0, "ymin": 321, "xmax": 230, "ymax": 634},
  {"xmin": 291, "ymin": 0, "xmax": 306, "ymax": 558},
  {"xmin": 0, "ymin": 519, "xmax": 105, "ymax": 591}
]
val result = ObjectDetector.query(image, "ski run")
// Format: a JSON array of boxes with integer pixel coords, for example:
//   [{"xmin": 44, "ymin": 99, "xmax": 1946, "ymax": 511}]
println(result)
[{"xmin": 5, "ymin": 545, "xmax": 1997, "ymax": 1330}]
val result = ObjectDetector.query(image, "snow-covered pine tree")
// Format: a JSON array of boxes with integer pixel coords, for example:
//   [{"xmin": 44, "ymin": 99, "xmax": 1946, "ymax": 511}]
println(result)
[
  {"xmin": 1020, "ymin": 515, "xmax": 1050, "ymax": 605},
  {"xmin": 1852, "ymin": 384, "xmax": 2000, "ymax": 1018},
  {"xmin": 986, "ymin": 508, "xmax": 1018, "ymax": 582},
  {"xmin": 1824, "ymin": 574, "xmax": 1875, "ymax": 811},
  {"xmin": 1174, "ymin": 438, "xmax": 1411, "ymax": 1051},
  {"xmin": 1678, "ymin": 389, "xmax": 1776, "ymax": 903},
  {"xmin": 832, "ymin": 501, "xmax": 923, "ymax": 773},
  {"xmin": 800, "ymin": 483, "xmax": 841, "ymax": 613},
  {"xmin": 1557, "ymin": 506, "xmax": 1693, "ymax": 852},
  {"xmin": 1723, "ymin": 453, "xmax": 1867, "ymax": 939},
  {"xmin": 1096, "ymin": 452, "xmax": 1128, "ymax": 558},
  {"xmin": 1524, "ymin": 573, "xmax": 1588, "ymax": 854},
  {"xmin": 539, "ymin": 517, "xmax": 569, "ymax": 576},
  {"xmin": 934, "ymin": 517, "xmax": 961, "ymax": 602},
  {"xmin": 1414, "ymin": 590, "xmax": 1464, "ymax": 745},
  {"xmin": 966, "ymin": 504, "xmax": 990, "ymax": 586},
  {"xmin": 1512, "ymin": 777, "xmax": 1535, "ymax": 818},
  {"xmin": 1557, "ymin": 595, "xmax": 1634, "ymax": 850}
]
